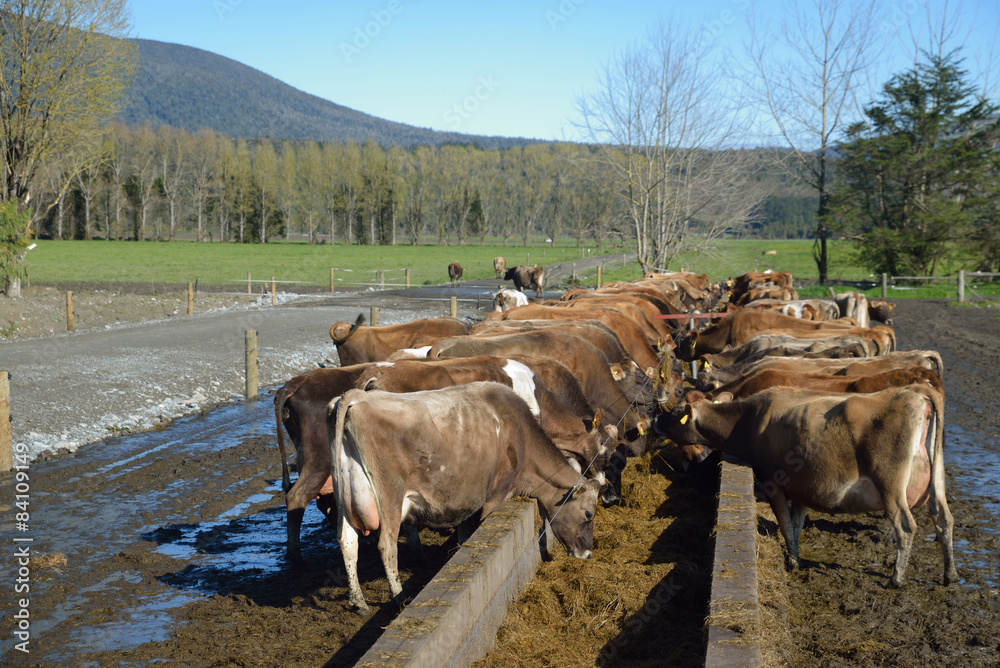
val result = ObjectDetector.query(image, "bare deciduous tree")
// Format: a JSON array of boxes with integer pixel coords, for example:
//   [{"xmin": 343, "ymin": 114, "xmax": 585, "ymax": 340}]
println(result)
[
  {"xmin": 745, "ymin": 0, "xmax": 882, "ymax": 283},
  {"xmin": 579, "ymin": 22, "xmax": 764, "ymax": 275}
]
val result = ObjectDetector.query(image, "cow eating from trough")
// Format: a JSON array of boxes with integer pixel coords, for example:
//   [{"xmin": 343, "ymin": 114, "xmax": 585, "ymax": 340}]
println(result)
[
  {"xmin": 329, "ymin": 382, "xmax": 601, "ymax": 612},
  {"xmin": 653, "ymin": 385, "xmax": 957, "ymax": 588},
  {"xmin": 328, "ymin": 315, "xmax": 472, "ymax": 366}
]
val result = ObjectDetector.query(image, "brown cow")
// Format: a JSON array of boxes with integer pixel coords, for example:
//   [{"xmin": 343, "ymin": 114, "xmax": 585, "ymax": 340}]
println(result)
[
  {"xmin": 707, "ymin": 365, "xmax": 944, "ymax": 401},
  {"xmin": 504, "ymin": 264, "xmax": 546, "ymax": 297},
  {"xmin": 354, "ymin": 355, "xmax": 617, "ymax": 480},
  {"xmin": 869, "ymin": 299, "xmax": 895, "ymax": 325},
  {"xmin": 487, "ymin": 303, "xmax": 662, "ymax": 372},
  {"xmin": 734, "ymin": 285, "xmax": 800, "ymax": 306},
  {"xmin": 696, "ymin": 332, "xmax": 873, "ymax": 368},
  {"xmin": 698, "ymin": 349, "xmax": 943, "ymax": 393},
  {"xmin": 429, "ymin": 328, "xmax": 673, "ymax": 419},
  {"xmin": 493, "ymin": 256, "xmax": 507, "ymax": 279},
  {"xmin": 274, "ymin": 365, "xmax": 374, "ymax": 561},
  {"xmin": 672, "ymin": 310, "xmax": 870, "ymax": 360},
  {"xmin": 448, "ymin": 262, "xmax": 463, "ymax": 286},
  {"xmin": 331, "ymin": 383, "xmax": 601, "ymax": 611},
  {"xmin": 329, "ymin": 315, "xmax": 471, "ymax": 366},
  {"xmin": 471, "ymin": 317, "xmax": 639, "ymax": 370},
  {"xmin": 740, "ymin": 298, "xmax": 841, "ymax": 321},
  {"xmin": 654, "ymin": 385, "xmax": 957, "ymax": 587}
]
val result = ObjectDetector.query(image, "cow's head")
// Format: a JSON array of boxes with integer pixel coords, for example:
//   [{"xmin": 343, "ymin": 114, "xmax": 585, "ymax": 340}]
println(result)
[
  {"xmin": 653, "ymin": 390, "xmax": 732, "ymax": 442},
  {"xmin": 548, "ymin": 478, "xmax": 600, "ymax": 559}
]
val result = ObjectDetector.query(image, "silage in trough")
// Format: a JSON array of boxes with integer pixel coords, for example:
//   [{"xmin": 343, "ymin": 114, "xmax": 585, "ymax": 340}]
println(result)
[{"xmin": 474, "ymin": 451, "xmax": 716, "ymax": 668}]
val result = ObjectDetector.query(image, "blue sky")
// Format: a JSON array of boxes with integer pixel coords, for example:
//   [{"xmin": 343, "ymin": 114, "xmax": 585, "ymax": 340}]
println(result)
[{"xmin": 130, "ymin": 1, "xmax": 999, "ymax": 142}]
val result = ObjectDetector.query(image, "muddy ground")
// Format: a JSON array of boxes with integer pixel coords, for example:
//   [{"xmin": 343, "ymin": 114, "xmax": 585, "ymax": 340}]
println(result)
[{"xmin": 1, "ymin": 294, "xmax": 999, "ymax": 667}]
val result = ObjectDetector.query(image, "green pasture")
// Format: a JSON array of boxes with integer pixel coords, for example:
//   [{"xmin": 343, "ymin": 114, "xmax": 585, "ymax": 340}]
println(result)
[
  {"xmin": 23, "ymin": 238, "xmax": 619, "ymax": 290},
  {"xmin": 21, "ymin": 237, "xmax": 1000, "ymax": 301}
]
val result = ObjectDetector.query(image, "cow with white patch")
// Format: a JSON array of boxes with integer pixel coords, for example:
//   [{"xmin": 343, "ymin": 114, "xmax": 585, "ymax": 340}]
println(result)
[
  {"xmin": 654, "ymin": 385, "xmax": 957, "ymax": 587},
  {"xmin": 491, "ymin": 288, "xmax": 529, "ymax": 312},
  {"xmin": 329, "ymin": 382, "xmax": 601, "ymax": 612}
]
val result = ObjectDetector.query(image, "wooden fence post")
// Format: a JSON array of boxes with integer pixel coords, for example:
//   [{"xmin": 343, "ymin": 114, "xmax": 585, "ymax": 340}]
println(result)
[
  {"xmin": 247, "ymin": 271, "xmax": 252, "ymax": 295},
  {"xmin": 66, "ymin": 291, "xmax": 74, "ymax": 332},
  {"xmin": 882, "ymin": 273, "xmax": 888, "ymax": 299},
  {"xmin": 187, "ymin": 283, "xmax": 194, "ymax": 316},
  {"xmin": 330, "ymin": 268, "xmax": 335, "ymax": 294},
  {"xmin": 271, "ymin": 277, "xmax": 276, "ymax": 306},
  {"xmin": 405, "ymin": 268, "xmax": 410, "ymax": 289},
  {"xmin": 958, "ymin": 270, "xmax": 965, "ymax": 303},
  {"xmin": 597, "ymin": 265, "xmax": 602, "ymax": 289},
  {"xmin": 245, "ymin": 330, "xmax": 258, "ymax": 399},
  {"xmin": 0, "ymin": 371, "xmax": 11, "ymax": 472},
  {"xmin": 450, "ymin": 296, "xmax": 457, "ymax": 318},
  {"xmin": 370, "ymin": 306, "xmax": 380, "ymax": 327},
  {"xmin": 379, "ymin": 270, "xmax": 385, "ymax": 290}
]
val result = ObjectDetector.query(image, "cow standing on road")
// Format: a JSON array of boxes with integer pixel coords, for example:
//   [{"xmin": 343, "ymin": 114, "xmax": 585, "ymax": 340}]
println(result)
[{"xmin": 504, "ymin": 264, "xmax": 545, "ymax": 297}]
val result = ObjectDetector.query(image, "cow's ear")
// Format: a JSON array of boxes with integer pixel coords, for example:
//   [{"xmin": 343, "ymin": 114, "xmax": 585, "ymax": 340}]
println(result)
[
  {"xmin": 680, "ymin": 403, "xmax": 695, "ymax": 425},
  {"xmin": 591, "ymin": 409, "xmax": 602, "ymax": 431},
  {"xmin": 714, "ymin": 392, "xmax": 734, "ymax": 404},
  {"xmin": 610, "ymin": 364, "xmax": 625, "ymax": 381}
]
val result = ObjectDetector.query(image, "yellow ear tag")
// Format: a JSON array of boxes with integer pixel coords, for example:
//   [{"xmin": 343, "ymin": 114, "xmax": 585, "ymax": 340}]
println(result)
[
  {"xmin": 680, "ymin": 414, "xmax": 689, "ymax": 425},
  {"xmin": 703, "ymin": 360, "xmax": 711, "ymax": 371}
]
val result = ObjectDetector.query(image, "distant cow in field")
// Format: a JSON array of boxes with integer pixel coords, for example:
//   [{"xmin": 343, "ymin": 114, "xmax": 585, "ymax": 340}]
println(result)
[
  {"xmin": 448, "ymin": 262, "xmax": 463, "ymax": 286},
  {"xmin": 494, "ymin": 256, "xmax": 507, "ymax": 279}
]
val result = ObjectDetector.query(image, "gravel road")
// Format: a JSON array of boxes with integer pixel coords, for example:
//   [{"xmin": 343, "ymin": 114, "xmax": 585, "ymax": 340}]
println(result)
[{"xmin": 0, "ymin": 288, "xmax": 479, "ymax": 461}]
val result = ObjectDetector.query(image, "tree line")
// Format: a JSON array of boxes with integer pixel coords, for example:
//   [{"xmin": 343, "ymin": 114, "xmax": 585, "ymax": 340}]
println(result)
[{"xmin": 31, "ymin": 123, "xmax": 635, "ymax": 249}]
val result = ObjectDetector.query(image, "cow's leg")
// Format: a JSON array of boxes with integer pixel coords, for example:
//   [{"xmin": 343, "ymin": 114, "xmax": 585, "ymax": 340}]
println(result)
[
  {"xmin": 884, "ymin": 494, "xmax": 917, "ymax": 588},
  {"xmin": 928, "ymin": 448, "xmax": 959, "ymax": 585},
  {"xmin": 402, "ymin": 524, "xmax": 427, "ymax": 566},
  {"xmin": 377, "ymin": 519, "xmax": 404, "ymax": 604},
  {"xmin": 337, "ymin": 511, "xmax": 368, "ymax": 613},
  {"xmin": 285, "ymin": 469, "xmax": 332, "ymax": 563},
  {"xmin": 766, "ymin": 487, "xmax": 801, "ymax": 569}
]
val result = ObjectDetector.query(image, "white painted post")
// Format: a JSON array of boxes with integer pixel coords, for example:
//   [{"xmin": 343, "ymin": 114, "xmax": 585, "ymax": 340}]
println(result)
[{"xmin": 958, "ymin": 270, "xmax": 965, "ymax": 302}]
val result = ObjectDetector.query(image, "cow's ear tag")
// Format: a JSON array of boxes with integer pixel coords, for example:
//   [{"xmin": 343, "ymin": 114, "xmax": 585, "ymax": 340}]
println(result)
[{"xmin": 680, "ymin": 414, "xmax": 689, "ymax": 425}]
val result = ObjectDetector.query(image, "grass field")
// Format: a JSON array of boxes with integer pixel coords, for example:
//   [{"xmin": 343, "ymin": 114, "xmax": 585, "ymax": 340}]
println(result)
[{"xmin": 20, "ymin": 237, "xmax": 1000, "ymax": 301}]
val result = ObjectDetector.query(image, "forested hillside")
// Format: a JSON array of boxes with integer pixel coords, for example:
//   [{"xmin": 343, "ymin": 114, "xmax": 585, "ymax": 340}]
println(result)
[{"xmin": 118, "ymin": 39, "xmax": 532, "ymax": 149}]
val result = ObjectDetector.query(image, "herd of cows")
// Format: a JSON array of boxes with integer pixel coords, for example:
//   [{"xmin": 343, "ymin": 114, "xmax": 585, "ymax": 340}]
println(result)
[{"xmin": 273, "ymin": 265, "xmax": 957, "ymax": 615}]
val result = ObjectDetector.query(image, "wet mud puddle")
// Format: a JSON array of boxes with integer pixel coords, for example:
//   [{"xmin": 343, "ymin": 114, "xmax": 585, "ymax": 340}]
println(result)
[{"xmin": 0, "ymin": 395, "xmax": 329, "ymax": 662}]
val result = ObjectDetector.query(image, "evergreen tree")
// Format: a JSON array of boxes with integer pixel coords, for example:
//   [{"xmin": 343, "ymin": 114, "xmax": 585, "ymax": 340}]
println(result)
[{"xmin": 833, "ymin": 52, "xmax": 1000, "ymax": 276}]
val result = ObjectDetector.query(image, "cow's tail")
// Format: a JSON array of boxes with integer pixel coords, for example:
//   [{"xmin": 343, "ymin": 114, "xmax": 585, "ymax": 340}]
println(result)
[
  {"xmin": 330, "ymin": 389, "xmax": 360, "ymax": 512},
  {"xmin": 274, "ymin": 388, "xmax": 293, "ymax": 495},
  {"xmin": 330, "ymin": 313, "xmax": 365, "ymax": 345}
]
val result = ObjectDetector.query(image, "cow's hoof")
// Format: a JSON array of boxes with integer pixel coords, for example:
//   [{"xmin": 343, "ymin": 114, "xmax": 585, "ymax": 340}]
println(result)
[{"xmin": 944, "ymin": 568, "xmax": 959, "ymax": 586}]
